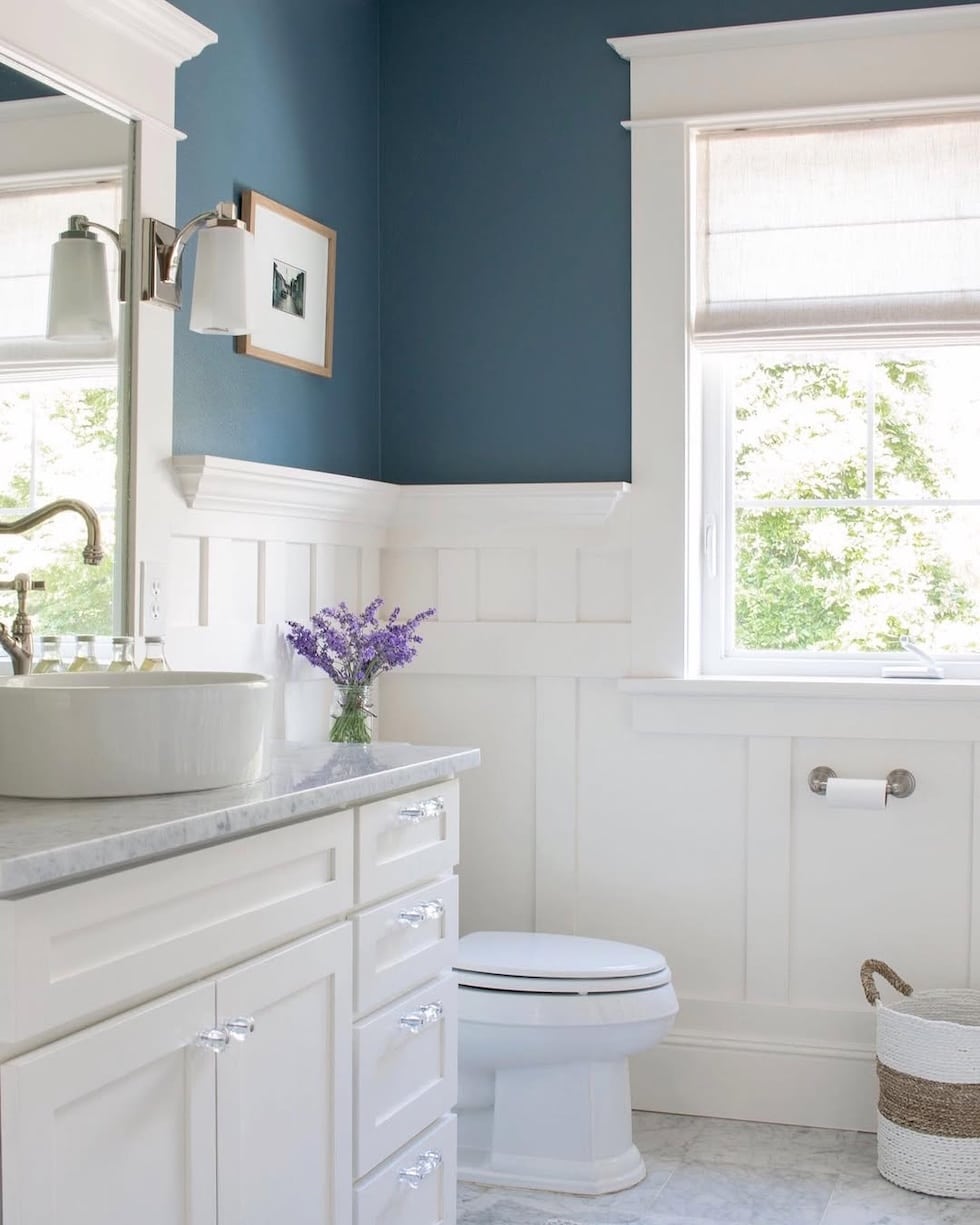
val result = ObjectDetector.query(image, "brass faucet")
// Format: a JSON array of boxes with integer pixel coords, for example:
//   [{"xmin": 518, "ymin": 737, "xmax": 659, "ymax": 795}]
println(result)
[{"xmin": 0, "ymin": 499, "xmax": 104, "ymax": 675}]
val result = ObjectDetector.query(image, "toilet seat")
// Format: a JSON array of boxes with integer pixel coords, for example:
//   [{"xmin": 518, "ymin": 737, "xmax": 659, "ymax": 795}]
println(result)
[{"xmin": 455, "ymin": 931, "xmax": 671, "ymax": 994}]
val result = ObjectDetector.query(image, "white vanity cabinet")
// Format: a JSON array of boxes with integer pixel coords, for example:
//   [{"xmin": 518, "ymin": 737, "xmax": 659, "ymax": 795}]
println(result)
[{"xmin": 0, "ymin": 767, "xmax": 466, "ymax": 1225}]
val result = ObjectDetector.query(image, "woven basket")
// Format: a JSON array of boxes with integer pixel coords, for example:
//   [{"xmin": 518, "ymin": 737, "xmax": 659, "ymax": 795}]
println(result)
[{"xmin": 861, "ymin": 959, "xmax": 980, "ymax": 1198}]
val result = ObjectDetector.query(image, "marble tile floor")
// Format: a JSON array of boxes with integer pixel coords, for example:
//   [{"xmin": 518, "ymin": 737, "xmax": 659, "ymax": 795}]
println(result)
[{"xmin": 457, "ymin": 1112, "xmax": 980, "ymax": 1225}]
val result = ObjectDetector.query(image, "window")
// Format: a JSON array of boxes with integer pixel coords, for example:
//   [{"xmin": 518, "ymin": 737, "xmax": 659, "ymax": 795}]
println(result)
[
  {"xmin": 695, "ymin": 115, "xmax": 980, "ymax": 675},
  {"xmin": 0, "ymin": 177, "xmax": 122, "ymax": 635}
]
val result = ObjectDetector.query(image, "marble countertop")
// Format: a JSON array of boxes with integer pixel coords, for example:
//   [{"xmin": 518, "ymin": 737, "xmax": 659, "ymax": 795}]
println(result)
[{"xmin": 0, "ymin": 741, "xmax": 480, "ymax": 898}]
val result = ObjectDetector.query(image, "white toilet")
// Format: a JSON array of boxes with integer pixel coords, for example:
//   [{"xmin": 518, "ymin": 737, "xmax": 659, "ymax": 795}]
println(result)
[{"xmin": 455, "ymin": 930, "xmax": 678, "ymax": 1195}]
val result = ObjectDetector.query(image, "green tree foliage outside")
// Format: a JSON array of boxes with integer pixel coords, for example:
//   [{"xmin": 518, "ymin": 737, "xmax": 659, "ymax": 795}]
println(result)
[{"xmin": 734, "ymin": 356, "xmax": 979, "ymax": 654}]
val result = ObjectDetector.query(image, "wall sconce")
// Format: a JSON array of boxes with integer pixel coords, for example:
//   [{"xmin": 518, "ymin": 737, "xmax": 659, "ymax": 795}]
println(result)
[
  {"xmin": 142, "ymin": 202, "xmax": 253, "ymax": 335},
  {"xmin": 46, "ymin": 201, "xmax": 253, "ymax": 342},
  {"xmin": 46, "ymin": 215, "xmax": 125, "ymax": 342}
]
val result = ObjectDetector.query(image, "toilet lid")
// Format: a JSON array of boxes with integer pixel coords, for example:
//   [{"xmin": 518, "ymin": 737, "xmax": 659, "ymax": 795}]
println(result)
[{"xmin": 454, "ymin": 931, "xmax": 667, "ymax": 980}]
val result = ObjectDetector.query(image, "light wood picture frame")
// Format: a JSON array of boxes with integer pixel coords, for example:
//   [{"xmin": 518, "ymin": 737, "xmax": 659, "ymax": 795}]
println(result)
[{"xmin": 235, "ymin": 189, "xmax": 337, "ymax": 378}]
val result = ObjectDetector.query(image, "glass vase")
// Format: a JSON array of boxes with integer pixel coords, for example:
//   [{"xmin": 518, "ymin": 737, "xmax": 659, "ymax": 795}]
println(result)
[{"xmin": 329, "ymin": 683, "xmax": 375, "ymax": 743}]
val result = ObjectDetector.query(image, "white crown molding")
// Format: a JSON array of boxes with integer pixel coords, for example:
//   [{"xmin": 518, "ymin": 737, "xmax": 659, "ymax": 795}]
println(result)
[
  {"xmin": 65, "ymin": 0, "xmax": 217, "ymax": 67},
  {"xmin": 172, "ymin": 455, "xmax": 400, "ymax": 529},
  {"xmin": 608, "ymin": 4, "xmax": 980, "ymax": 61},
  {"xmin": 395, "ymin": 482, "xmax": 630, "ymax": 532}
]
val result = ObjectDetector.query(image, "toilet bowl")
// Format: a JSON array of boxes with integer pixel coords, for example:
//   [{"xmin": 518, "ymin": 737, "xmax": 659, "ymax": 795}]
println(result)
[{"xmin": 455, "ymin": 931, "xmax": 678, "ymax": 1195}]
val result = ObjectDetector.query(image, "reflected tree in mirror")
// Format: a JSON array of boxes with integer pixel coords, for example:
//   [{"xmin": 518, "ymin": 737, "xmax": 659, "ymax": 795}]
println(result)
[{"xmin": 0, "ymin": 378, "xmax": 117, "ymax": 634}]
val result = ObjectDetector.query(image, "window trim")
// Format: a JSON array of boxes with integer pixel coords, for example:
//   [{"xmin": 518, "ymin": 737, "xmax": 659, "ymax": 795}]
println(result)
[{"xmin": 611, "ymin": 6, "xmax": 980, "ymax": 680}]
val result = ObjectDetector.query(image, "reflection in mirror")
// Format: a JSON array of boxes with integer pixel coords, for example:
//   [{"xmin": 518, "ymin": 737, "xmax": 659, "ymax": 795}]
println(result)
[{"xmin": 0, "ymin": 62, "xmax": 131, "ymax": 653}]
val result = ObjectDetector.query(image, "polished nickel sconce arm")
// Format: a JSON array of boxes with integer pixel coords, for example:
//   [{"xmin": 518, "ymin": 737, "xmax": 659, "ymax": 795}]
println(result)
[
  {"xmin": 58, "ymin": 214, "xmax": 128, "ymax": 302},
  {"xmin": 142, "ymin": 200, "xmax": 247, "ymax": 311}
]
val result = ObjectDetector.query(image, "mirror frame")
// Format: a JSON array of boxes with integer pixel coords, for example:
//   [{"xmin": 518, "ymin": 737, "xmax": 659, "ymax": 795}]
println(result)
[{"xmin": 0, "ymin": 0, "xmax": 216, "ymax": 634}]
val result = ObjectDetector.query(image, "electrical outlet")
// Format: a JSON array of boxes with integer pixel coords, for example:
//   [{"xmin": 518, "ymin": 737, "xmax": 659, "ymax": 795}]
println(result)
[{"xmin": 140, "ymin": 561, "xmax": 167, "ymax": 635}]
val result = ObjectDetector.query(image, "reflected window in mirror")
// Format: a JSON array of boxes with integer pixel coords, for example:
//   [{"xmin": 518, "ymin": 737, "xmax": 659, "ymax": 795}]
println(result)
[{"xmin": 0, "ymin": 84, "xmax": 130, "ymax": 645}]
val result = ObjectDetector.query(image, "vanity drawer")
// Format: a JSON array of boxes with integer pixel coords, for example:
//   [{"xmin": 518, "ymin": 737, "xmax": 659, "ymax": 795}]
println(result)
[
  {"xmin": 356, "ymin": 779, "xmax": 459, "ymax": 905},
  {"xmin": 353, "ymin": 874, "xmax": 458, "ymax": 1018},
  {"xmin": 354, "ymin": 1114, "xmax": 457, "ymax": 1225},
  {"xmin": 354, "ymin": 974, "xmax": 457, "ymax": 1178},
  {"xmin": 0, "ymin": 810, "xmax": 355, "ymax": 1048}
]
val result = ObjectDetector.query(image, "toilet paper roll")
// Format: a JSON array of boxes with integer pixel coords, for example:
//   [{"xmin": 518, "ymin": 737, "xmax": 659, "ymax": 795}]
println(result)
[{"xmin": 825, "ymin": 776, "xmax": 888, "ymax": 810}]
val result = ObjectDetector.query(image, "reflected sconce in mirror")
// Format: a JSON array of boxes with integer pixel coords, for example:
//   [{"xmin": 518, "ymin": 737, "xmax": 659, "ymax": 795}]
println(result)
[
  {"xmin": 142, "ymin": 201, "xmax": 253, "ymax": 335},
  {"xmin": 46, "ymin": 214, "xmax": 125, "ymax": 342},
  {"xmin": 46, "ymin": 201, "xmax": 253, "ymax": 342}
]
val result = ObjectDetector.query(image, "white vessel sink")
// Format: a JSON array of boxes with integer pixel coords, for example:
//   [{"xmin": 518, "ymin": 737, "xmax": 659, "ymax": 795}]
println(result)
[{"xmin": 0, "ymin": 671, "xmax": 272, "ymax": 799}]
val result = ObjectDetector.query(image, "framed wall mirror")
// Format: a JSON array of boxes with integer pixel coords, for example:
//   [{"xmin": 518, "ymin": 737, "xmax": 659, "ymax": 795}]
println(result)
[
  {"xmin": 0, "ymin": 60, "xmax": 133, "ymax": 646},
  {"xmin": 0, "ymin": 0, "xmax": 216, "ymax": 673}
]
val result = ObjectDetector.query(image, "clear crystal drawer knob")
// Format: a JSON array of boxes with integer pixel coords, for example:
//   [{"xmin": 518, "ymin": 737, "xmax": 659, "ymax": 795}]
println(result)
[
  {"xmin": 194, "ymin": 1027, "xmax": 231, "ymax": 1054},
  {"xmin": 398, "ymin": 1149, "xmax": 443, "ymax": 1189},
  {"xmin": 397, "ymin": 899, "xmax": 445, "ymax": 928},
  {"xmin": 398, "ymin": 1001, "xmax": 444, "ymax": 1033},
  {"xmin": 223, "ymin": 1016, "xmax": 255, "ymax": 1041},
  {"xmin": 396, "ymin": 796, "xmax": 445, "ymax": 824}
]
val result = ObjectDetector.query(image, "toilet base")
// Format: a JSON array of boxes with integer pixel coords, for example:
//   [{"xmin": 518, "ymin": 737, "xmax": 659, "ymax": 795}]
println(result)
[
  {"xmin": 456, "ymin": 1057, "xmax": 647, "ymax": 1195},
  {"xmin": 459, "ymin": 1142, "xmax": 647, "ymax": 1197}
]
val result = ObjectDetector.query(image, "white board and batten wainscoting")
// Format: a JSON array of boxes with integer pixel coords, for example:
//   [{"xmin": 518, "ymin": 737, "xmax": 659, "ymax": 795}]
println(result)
[
  {"xmin": 165, "ymin": 453, "xmax": 980, "ymax": 1133},
  {"xmin": 12, "ymin": 0, "xmax": 980, "ymax": 1144}
]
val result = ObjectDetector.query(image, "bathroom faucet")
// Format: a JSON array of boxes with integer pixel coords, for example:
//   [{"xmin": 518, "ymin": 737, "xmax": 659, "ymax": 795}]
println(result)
[
  {"xmin": 0, "ymin": 499, "xmax": 104, "ymax": 675},
  {"xmin": 0, "ymin": 498, "xmax": 104, "ymax": 566}
]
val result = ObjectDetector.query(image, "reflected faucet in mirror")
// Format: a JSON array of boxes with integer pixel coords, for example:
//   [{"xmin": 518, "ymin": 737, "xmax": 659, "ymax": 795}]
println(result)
[{"xmin": 0, "ymin": 499, "xmax": 104, "ymax": 675}]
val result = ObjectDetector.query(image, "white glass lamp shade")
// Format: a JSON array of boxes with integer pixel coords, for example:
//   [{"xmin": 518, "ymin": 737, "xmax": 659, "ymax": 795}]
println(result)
[
  {"xmin": 46, "ymin": 233, "xmax": 112, "ymax": 342},
  {"xmin": 189, "ymin": 223, "xmax": 254, "ymax": 335}
]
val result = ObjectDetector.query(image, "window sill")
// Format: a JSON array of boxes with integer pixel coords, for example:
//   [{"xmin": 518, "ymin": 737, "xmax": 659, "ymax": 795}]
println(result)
[{"xmin": 619, "ymin": 675, "xmax": 980, "ymax": 740}]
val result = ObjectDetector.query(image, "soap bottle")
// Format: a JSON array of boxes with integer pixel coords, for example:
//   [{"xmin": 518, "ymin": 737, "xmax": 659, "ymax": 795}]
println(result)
[
  {"xmin": 107, "ymin": 635, "xmax": 136, "ymax": 672},
  {"xmin": 34, "ymin": 635, "xmax": 64, "ymax": 673},
  {"xmin": 140, "ymin": 635, "xmax": 170, "ymax": 672},
  {"xmin": 68, "ymin": 634, "xmax": 101, "ymax": 672}
]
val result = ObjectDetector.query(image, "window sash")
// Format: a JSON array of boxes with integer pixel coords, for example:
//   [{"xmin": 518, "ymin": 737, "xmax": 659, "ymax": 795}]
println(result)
[{"xmin": 699, "ymin": 352, "xmax": 980, "ymax": 677}]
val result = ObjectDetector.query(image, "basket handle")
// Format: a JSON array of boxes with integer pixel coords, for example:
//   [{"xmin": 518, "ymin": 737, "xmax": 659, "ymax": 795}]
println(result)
[{"xmin": 860, "ymin": 959, "xmax": 913, "ymax": 1006}]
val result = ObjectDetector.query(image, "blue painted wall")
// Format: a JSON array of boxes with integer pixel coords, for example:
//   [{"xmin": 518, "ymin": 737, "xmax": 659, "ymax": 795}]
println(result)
[
  {"xmin": 172, "ymin": 0, "xmax": 380, "ymax": 477},
  {"xmin": 166, "ymin": 1, "xmax": 980, "ymax": 482},
  {"xmin": 378, "ymin": 0, "xmax": 980, "ymax": 484}
]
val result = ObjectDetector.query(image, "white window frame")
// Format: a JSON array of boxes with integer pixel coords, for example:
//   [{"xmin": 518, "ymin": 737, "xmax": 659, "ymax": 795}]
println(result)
[{"xmin": 610, "ymin": 4, "xmax": 980, "ymax": 680}]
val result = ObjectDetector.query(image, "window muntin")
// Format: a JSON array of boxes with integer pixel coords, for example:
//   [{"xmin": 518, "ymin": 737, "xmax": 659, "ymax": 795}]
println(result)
[{"xmin": 702, "ymin": 347, "xmax": 980, "ymax": 671}]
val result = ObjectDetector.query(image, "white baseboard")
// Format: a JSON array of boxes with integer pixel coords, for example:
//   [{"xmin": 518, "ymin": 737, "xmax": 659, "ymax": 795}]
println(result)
[{"xmin": 631, "ymin": 1032, "xmax": 877, "ymax": 1132}]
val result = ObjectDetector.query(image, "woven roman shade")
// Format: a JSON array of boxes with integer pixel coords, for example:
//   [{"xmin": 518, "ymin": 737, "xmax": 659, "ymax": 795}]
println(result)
[{"xmin": 693, "ymin": 114, "xmax": 980, "ymax": 347}]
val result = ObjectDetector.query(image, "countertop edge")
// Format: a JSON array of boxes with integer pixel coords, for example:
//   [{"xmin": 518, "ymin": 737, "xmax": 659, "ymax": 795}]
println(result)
[{"xmin": 0, "ymin": 744, "xmax": 481, "ymax": 898}]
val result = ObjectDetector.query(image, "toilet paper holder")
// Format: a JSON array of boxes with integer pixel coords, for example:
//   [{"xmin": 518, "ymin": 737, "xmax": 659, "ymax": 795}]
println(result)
[{"xmin": 808, "ymin": 766, "xmax": 916, "ymax": 799}]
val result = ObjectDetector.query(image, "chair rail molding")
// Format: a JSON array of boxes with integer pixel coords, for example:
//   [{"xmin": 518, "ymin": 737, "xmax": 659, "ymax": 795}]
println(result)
[
  {"xmin": 173, "ymin": 455, "xmax": 400, "ymax": 529},
  {"xmin": 389, "ymin": 481, "xmax": 630, "ymax": 546}
]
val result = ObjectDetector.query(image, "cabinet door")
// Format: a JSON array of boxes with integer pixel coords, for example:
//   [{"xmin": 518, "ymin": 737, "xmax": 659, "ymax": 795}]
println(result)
[
  {"xmin": 1, "ymin": 982, "xmax": 218, "ymax": 1225},
  {"xmin": 215, "ymin": 924, "xmax": 353, "ymax": 1225}
]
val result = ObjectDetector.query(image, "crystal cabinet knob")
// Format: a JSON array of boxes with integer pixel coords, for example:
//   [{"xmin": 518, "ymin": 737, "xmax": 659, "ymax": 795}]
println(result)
[
  {"xmin": 223, "ymin": 1016, "xmax": 255, "ymax": 1041},
  {"xmin": 195, "ymin": 1027, "xmax": 231, "ymax": 1054},
  {"xmin": 396, "ymin": 796, "xmax": 445, "ymax": 825},
  {"xmin": 397, "ymin": 899, "xmax": 446, "ymax": 928},
  {"xmin": 398, "ymin": 1149, "xmax": 443, "ymax": 1189},
  {"xmin": 399, "ymin": 1002, "xmax": 444, "ymax": 1033}
]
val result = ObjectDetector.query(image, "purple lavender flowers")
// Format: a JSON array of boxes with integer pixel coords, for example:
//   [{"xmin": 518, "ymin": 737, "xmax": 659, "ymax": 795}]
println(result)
[{"xmin": 286, "ymin": 597, "xmax": 435, "ymax": 687}]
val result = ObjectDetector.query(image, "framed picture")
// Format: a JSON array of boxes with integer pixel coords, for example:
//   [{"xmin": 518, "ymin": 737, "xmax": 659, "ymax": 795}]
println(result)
[{"xmin": 235, "ymin": 189, "xmax": 337, "ymax": 378}]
